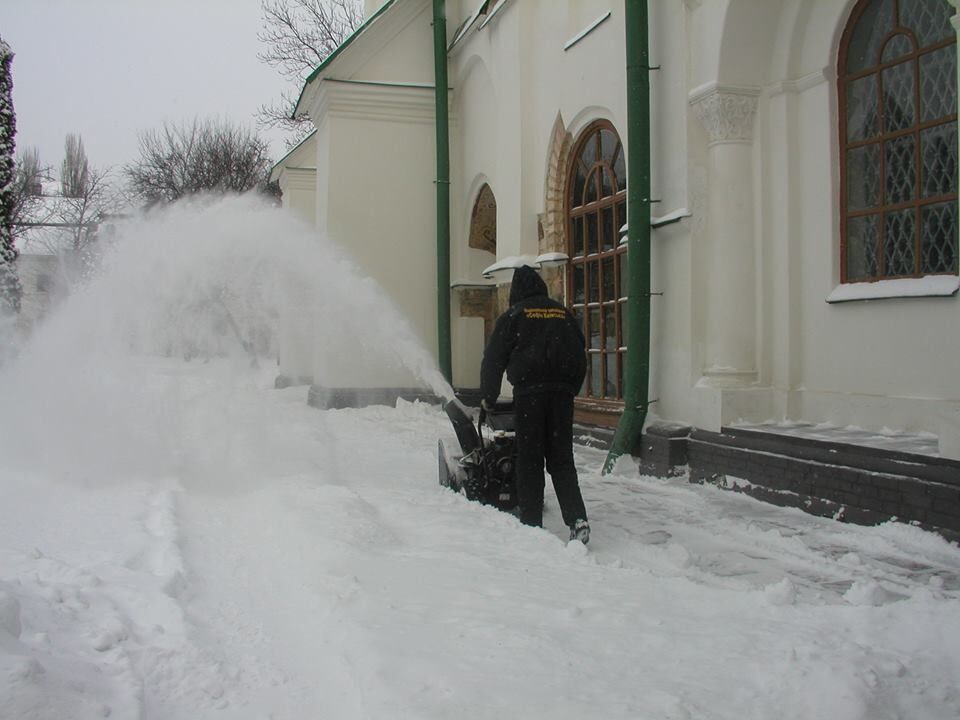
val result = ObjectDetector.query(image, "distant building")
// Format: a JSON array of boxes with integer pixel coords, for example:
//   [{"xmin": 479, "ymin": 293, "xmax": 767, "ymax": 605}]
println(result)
[
  {"xmin": 14, "ymin": 252, "xmax": 62, "ymax": 335},
  {"xmin": 272, "ymin": 0, "xmax": 960, "ymax": 532}
]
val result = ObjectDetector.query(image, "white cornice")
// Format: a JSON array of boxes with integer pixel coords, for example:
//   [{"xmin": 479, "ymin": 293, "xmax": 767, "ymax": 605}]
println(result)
[
  {"xmin": 296, "ymin": 0, "xmax": 431, "ymax": 116},
  {"xmin": 688, "ymin": 81, "xmax": 761, "ymax": 105},
  {"xmin": 765, "ymin": 67, "xmax": 830, "ymax": 97},
  {"xmin": 310, "ymin": 81, "xmax": 441, "ymax": 125}
]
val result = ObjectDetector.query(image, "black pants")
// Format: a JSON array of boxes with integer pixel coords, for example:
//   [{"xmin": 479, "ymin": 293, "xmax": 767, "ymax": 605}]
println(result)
[{"xmin": 513, "ymin": 391, "xmax": 587, "ymax": 528}]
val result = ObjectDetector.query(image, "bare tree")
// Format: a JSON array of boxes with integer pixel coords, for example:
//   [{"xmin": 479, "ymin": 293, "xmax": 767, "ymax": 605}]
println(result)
[
  {"xmin": 56, "ymin": 167, "xmax": 115, "ymax": 251},
  {"xmin": 61, "ymin": 133, "xmax": 90, "ymax": 199},
  {"xmin": 125, "ymin": 118, "xmax": 273, "ymax": 206},
  {"xmin": 8, "ymin": 146, "xmax": 53, "ymax": 243},
  {"xmin": 257, "ymin": 0, "xmax": 363, "ymax": 146}
]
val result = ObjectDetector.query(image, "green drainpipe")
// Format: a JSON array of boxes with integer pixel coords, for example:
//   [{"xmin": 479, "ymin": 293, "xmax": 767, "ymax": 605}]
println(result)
[
  {"xmin": 433, "ymin": 0, "xmax": 452, "ymax": 382},
  {"xmin": 603, "ymin": 0, "xmax": 651, "ymax": 474}
]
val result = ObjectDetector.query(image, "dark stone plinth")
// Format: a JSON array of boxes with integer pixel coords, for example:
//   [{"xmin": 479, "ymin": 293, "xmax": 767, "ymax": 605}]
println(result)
[{"xmin": 638, "ymin": 423, "xmax": 692, "ymax": 477}]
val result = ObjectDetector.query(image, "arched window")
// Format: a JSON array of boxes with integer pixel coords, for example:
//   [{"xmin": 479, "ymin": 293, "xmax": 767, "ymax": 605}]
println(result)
[
  {"xmin": 566, "ymin": 121, "xmax": 627, "ymax": 403},
  {"xmin": 839, "ymin": 0, "xmax": 957, "ymax": 282},
  {"xmin": 469, "ymin": 183, "xmax": 497, "ymax": 254}
]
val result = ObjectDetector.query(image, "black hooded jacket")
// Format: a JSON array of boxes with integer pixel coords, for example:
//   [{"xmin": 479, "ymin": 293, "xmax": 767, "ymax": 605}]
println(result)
[{"xmin": 480, "ymin": 266, "xmax": 586, "ymax": 403}]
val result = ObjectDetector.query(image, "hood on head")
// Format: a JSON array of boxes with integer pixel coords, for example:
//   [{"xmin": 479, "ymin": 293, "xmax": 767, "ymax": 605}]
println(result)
[{"xmin": 509, "ymin": 265, "xmax": 548, "ymax": 305}]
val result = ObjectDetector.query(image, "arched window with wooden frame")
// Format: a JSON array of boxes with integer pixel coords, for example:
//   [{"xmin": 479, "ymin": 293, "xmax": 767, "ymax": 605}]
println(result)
[
  {"xmin": 566, "ymin": 121, "xmax": 627, "ymax": 415},
  {"xmin": 839, "ymin": 0, "xmax": 958, "ymax": 282}
]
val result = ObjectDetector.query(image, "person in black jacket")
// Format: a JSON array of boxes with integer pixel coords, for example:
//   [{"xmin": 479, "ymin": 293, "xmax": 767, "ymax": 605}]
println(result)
[{"xmin": 480, "ymin": 265, "xmax": 590, "ymax": 543}]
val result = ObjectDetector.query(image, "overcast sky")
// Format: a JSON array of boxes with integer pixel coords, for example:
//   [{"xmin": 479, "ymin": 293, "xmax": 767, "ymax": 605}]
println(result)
[{"xmin": 0, "ymin": 0, "xmax": 291, "ymax": 174}]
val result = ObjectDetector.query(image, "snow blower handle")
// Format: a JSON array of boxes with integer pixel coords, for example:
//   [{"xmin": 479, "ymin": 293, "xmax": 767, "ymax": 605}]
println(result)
[{"xmin": 477, "ymin": 406, "xmax": 486, "ymax": 448}]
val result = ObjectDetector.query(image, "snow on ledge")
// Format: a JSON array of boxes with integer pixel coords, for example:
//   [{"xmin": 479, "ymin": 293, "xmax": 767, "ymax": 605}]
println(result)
[
  {"xmin": 826, "ymin": 275, "xmax": 960, "ymax": 303},
  {"xmin": 481, "ymin": 253, "xmax": 569, "ymax": 278}
]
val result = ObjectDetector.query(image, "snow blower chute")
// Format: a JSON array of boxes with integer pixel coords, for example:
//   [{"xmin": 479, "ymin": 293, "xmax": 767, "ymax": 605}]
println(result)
[{"xmin": 438, "ymin": 399, "xmax": 518, "ymax": 513}]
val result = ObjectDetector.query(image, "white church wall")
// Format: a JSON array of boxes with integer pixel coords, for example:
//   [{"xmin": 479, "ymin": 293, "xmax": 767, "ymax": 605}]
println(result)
[
  {"xmin": 292, "ymin": 0, "xmax": 958, "ymax": 452},
  {"xmin": 721, "ymin": 0, "xmax": 960, "ymax": 455}
]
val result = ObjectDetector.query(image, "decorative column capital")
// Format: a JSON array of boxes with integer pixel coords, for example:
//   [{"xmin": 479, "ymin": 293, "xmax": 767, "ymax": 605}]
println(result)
[{"xmin": 689, "ymin": 83, "xmax": 761, "ymax": 145}]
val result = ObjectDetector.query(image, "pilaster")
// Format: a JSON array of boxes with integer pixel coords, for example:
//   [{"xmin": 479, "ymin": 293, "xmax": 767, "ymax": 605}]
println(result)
[
  {"xmin": 690, "ymin": 84, "xmax": 759, "ymax": 146},
  {"xmin": 689, "ymin": 84, "xmax": 761, "ymax": 387}
]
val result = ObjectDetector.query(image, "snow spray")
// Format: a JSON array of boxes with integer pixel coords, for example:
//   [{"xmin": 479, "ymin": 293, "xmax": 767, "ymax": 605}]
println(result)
[{"xmin": 0, "ymin": 194, "xmax": 454, "ymax": 484}]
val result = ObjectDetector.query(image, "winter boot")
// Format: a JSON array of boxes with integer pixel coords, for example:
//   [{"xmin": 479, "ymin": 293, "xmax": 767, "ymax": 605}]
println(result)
[{"xmin": 569, "ymin": 519, "xmax": 590, "ymax": 544}]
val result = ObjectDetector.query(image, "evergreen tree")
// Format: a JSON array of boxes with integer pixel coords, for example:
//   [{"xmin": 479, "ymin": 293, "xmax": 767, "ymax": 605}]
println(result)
[{"xmin": 0, "ymin": 36, "xmax": 22, "ymax": 315}]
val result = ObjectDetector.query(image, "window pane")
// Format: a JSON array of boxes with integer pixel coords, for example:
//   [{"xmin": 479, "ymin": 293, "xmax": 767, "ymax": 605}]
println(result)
[
  {"xmin": 586, "ymin": 213, "xmax": 598, "ymax": 254},
  {"xmin": 589, "ymin": 308, "xmax": 602, "ymax": 349},
  {"xmin": 613, "ymin": 145, "xmax": 625, "ymax": 190},
  {"xmin": 605, "ymin": 353, "xmax": 619, "ymax": 398},
  {"xmin": 588, "ymin": 262, "xmax": 600, "ymax": 303},
  {"xmin": 601, "ymin": 205, "xmax": 615, "ymax": 252},
  {"xmin": 585, "ymin": 170, "xmax": 599, "ymax": 204},
  {"xmin": 921, "ymin": 201, "xmax": 958, "ymax": 273},
  {"xmin": 847, "ymin": 74, "xmax": 880, "ymax": 142},
  {"xmin": 884, "ymin": 208, "xmax": 917, "ymax": 276},
  {"xmin": 901, "ymin": 0, "xmax": 953, "ymax": 46},
  {"xmin": 601, "ymin": 167, "xmax": 614, "ymax": 198},
  {"xmin": 571, "ymin": 216, "xmax": 584, "ymax": 256},
  {"xmin": 847, "ymin": 144, "xmax": 881, "ymax": 210},
  {"xmin": 589, "ymin": 353, "xmax": 601, "ymax": 396},
  {"xmin": 603, "ymin": 304, "xmax": 617, "ymax": 351},
  {"xmin": 573, "ymin": 305, "xmax": 585, "ymax": 336},
  {"xmin": 885, "ymin": 134, "xmax": 917, "ymax": 204},
  {"xmin": 920, "ymin": 46, "xmax": 957, "ymax": 124},
  {"xmin": 922, "ymin": 122, "xmax": 958, "ymax": 198},
  {"xmin": 846, "ymin": 0, "xmax": 894, "ymax": 73},
  {"xmin": 882, "ymin": 61, "xmax": 916, "ymax": 132},
  {"xmin": 572, "ymin": 163, "xmax": 587, "ymax": 208},
  {"xmin": 602, "ymin": 256, "xmax": 615, "ymax": 302},
  {"xmin": 881, "ymin": 33, "xmax": 913, "ymax": 63},
  {"xmin": 580, "ymin": 356, "xmax": 589, "ymax": 396},
  {"xmin": 616, "ymin": 200, "xmax": 627, "ymax": 241},
  {"xmin": 573, "ymin": 263, "xmax": 585, "ymax": 303},
  {"xmin": 581, "ymin": 131, "xmax": 597, "ymax": 168},
  {"xmin": 600, "ymin": 129, "xmax": 617, "ymax": 163},
  {"xmin": 847, "ymin": 214, "xmax": 880, "ymax": 280}
]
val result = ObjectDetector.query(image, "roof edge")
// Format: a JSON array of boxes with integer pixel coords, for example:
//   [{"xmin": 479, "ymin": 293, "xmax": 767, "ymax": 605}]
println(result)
[
  {"xmin": 292, "ymin": 0, "xmax": 399, "ymax": 117},
  {"xmin": 270, "ymin": 128, "xmax": 318, "ymax": 178}
]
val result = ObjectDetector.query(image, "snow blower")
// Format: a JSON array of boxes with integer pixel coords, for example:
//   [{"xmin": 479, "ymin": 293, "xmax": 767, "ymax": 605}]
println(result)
[{"xmin": 439, "ymin": 398, "xmax": 518, "ymax": 513}]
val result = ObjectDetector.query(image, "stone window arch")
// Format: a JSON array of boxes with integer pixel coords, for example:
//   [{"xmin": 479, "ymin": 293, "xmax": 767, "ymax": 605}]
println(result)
[
  {"xmin": 566, "ymin": 120, "xmax": 627, "ymax": 405},
  {"xmin": 459, "ymin": 183, "xmax": 499, "ymax": 342},
  {"xmin": 469, "ymin": 183, "xmax": 497, "ymax": 254},
  {"xmin": 839, "ymin": 0, "xmax": 957, "ymax": 282}
]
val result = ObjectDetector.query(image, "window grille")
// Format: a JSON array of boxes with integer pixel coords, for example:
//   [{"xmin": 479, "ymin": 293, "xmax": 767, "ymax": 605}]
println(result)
[
  {"xmin": 566, "ymin": 121, "xmax": 627, "ymax": 402},
  {"xmin": 839, "ymin": 0, "xmax": 958, "ymax": 282}
]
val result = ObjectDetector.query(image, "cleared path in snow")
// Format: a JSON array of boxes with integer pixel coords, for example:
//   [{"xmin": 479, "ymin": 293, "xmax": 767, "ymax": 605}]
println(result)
[{"xmin": 166, "ymin": 374, "xmax": 960, "ymax": 720}]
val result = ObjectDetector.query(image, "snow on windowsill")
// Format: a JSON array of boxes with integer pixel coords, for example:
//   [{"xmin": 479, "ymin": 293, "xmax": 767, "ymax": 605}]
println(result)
[
  {"xmin": 826, "ymin": 275, "xmax": 960, "ymax": 303},
  {"xmin": 481, "ymin": 252, "xmax": 569, "ymax": 278},
  {"xmin": 450, "ymin": 279, "xmax": 495, "ymax": 289},
  {"xmin": 564, "ymin": 12, "xmax": 611, "ymax": 51}
]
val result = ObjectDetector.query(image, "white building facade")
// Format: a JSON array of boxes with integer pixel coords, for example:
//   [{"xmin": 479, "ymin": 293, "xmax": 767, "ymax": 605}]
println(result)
[{"xmin": 277, "ymin": 0, "xmax": 959, "ymax": 460}]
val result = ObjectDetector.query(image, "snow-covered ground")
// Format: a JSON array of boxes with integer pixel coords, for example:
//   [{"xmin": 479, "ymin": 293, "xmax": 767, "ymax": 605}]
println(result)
[
  {"xmin": 2, "ymin": 359, "xmax": 959, "ymax": 720},
  {"xmin": 1, "ymin": 197, "xmax": 959, "ymax": 719}
]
